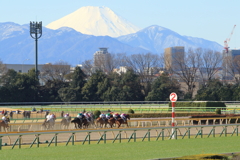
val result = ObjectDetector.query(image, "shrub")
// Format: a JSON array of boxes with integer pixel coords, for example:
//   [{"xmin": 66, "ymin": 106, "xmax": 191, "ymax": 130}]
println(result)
[
  {"xmin": 215, "ymin": 108, "xmax": 221, "ymax": 114},
  {"xmin": 93, "ymin": 110, "xmax": 101, "ymax": 119},
  {"xmin": 128, "ymin": 109, "xmax": 135, "ymax": 114},
  {"xmin": 168, "ymin": 101, "xmax": 226, "ymax": 111}
]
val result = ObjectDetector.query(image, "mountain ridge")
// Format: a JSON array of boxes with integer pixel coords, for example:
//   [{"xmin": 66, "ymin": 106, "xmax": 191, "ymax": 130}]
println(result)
[
  {"xmin": 0, "ymin": 22, "xmax": 149, "ymax": 65},
  {"xmin": 117, "ymin": 25, "xmax": 222, "ymax": 53},
  {"xmin": 0, "ymin": 22, "xmax": 223, "ymax": 65}
]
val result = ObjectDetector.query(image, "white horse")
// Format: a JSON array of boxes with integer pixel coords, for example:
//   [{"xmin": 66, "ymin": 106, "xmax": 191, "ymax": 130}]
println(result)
[{"xmin": 42, "ymin": 118, "xmax": 55, "ymax": 130}]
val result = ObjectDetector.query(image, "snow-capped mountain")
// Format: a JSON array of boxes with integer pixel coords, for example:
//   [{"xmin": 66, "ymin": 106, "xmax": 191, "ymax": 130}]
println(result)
[
  {"xmin": 0, "ymin": 22, "xmax": 148, "ymax": 65},
  {"xmin": 117, "ymin": 25, "xmax": 223, "ymax": 53},
  {"xmin": 46, "ymin": 6, "xmax": 140, "ymax": 37}
]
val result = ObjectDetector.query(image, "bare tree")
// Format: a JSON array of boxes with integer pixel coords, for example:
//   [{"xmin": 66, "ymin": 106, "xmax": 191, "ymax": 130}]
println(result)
[
  {"xmin": 82, "ymin": 59, "xmax": 93, "ymax": 76},
  {"xmin": 0, "ymin": 59, "xmax": 7, "ymax": 75},
  {"xmin": 169, "ymin": 48, "xmax": 201, "ymax": 96},
  {"xmin": 40, "ymin": 61, "xmax": 70, "ymax": 82},
  {"xmin": 197, "ymin": 48, "xmax": 222, "ymax": 85},
  {"xmin": 224, "ymin": 55, "xmax": 240, "ymax": 83},
  {"xmin": 93, "ymin": 53, "xmax": 125, "ymax": 74},
  {"xmin": 122, "ymin": 53, "xmax": 162, "ymax": 94}
]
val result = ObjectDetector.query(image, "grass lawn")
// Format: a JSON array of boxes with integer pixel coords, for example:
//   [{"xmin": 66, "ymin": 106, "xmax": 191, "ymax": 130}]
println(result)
[{"xmin": 1, "ymin": 136, "xmax": 240, "ymax": 160}]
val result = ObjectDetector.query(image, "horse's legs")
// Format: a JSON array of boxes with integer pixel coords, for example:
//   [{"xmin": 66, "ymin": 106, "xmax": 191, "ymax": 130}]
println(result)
[
  {"xmin": 74, "ymin": 123, "xmax": 77, "ymax": 129},
  {"xmin": 117, "ymin": 122, "xmax": 121, "ymax": 128}
]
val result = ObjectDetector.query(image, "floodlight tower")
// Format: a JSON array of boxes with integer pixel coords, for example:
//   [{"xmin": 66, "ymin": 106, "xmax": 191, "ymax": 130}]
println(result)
[{"xmin": 30, "ymin": 21, "xmax": 42, "ymax": 78}]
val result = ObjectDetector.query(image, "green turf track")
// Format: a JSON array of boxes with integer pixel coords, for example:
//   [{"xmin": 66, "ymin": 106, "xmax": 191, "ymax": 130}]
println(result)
[{"xmin": 1, "ymin": 136, "xmax": 240, "ymax": 160}]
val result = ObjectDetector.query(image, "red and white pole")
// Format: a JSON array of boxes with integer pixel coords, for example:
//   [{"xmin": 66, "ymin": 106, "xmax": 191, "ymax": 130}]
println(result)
[
  {"xmin": 172, "ymin": 101, "xmax": 175, "ymax": 127},
  {"xmin": 169, "ymin": 92, "xmax": 177, "ymax": 139},
  {"xmin": 172, "ymin": 101, "xmax": 175, "ymax": 138}
]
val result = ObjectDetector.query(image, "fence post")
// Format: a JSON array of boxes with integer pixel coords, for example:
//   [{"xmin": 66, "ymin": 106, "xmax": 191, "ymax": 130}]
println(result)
[
  {"xmin": 142, "ymin": 129, "xmax": 150, "ymax": 142},
  {"xmin": 55, "ymin": 134, "xmax": 58, "ymax": 146},
  {"xmin": 0, "ymin": 136, "xmax": 2, "ymax": 150},
  {"xmin": 72, "ymin": 133, "xmax": 75, "ymax": 145},
  {"xmin": 19, "ymin": 135, "xmax": 22, "ymax": 149},
  {"xmin": 37, "ymin": 134, "xmax": 40, "ymax": 148}
]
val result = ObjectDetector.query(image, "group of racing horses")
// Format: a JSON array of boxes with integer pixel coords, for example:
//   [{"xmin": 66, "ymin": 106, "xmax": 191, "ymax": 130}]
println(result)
[
  {"xmin": 0, "ymin": 113, "xmax": 131, "ymax": 131},
  {"xmin": 64, "ymin": 114, "xmax": 130, "ymax": 129}
]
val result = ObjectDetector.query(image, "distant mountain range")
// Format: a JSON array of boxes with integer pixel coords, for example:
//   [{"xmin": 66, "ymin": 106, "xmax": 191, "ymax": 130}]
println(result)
[
  {"xmin": 0, "ymin": 6, "xmax": 223, "ymax": 65},
  {"xmin": 117, "ymin": 25, "xmax": 223, "ymax": 54}
]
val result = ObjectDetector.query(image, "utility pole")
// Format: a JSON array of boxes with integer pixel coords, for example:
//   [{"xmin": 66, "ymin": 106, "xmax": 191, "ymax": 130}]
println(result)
[{"xmin": 30, "ymin": 21, "xmax": 42, "ymax": 78}]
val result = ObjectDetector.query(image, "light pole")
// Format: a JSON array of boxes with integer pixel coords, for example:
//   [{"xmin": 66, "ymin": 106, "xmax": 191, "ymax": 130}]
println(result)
[
  {"xmin": 22, "ymin": 59, "xmax": 29, "ymax": 73},
  {"xmin": 30, "ymin": 21, "xmax": 42, "ymax": 78}
]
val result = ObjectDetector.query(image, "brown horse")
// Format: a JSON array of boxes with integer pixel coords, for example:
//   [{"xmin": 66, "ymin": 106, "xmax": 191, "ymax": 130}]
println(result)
[
  {"xmin": 115, "ymin": 114, "xmax": 130, "ymax": 128},
  {"xmin": 0, "ymin": 117, "xmax": 10, "ymax": 132},
  {"xmin": 61, "ymin": 116, "xmax": 71, "ymax": 129},
  {"xmin": 95, "ymin": 117, "xmax": 109, "ymax": 128},
  {"xmin": 108, "ymin": 117, "xmax": 116, "ymax": 128},
  {"xmin": 71, "ymin": 118, "xmax": 89, "ymax": 129}
]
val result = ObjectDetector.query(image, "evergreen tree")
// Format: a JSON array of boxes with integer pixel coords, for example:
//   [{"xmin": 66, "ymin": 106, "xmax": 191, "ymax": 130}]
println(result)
[
  {"xmin": 81, "ymin": 70, "xmax": 106, "ymax": 101},
  {"xmin": 58, "ymin": 66, "xmax": 86, "ymax": 102},
  {"xmin": 145, "ymin": 73, "xmax": 181, "ymax": 101},
  {"xmin": 194, "ymin": 79, "xmax": 227, "ymax": 101}
]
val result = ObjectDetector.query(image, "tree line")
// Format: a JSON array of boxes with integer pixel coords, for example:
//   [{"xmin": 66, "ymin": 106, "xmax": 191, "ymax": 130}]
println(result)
[{"xmin": 0, "ymin": 48, "xmax": 240, "ymax": 102}]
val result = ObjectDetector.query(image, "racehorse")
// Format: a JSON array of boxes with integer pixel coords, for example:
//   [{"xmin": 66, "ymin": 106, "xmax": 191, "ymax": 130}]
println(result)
[
  {"xmin": 61, "ymin": 116, "xmax": 71, "ymax": 129},
  {"xmin": 86, "ymin": 113, "xmax": 95, "ymax": 127},
  {"xmin": 115, "ymin": 114, "xmax": 130, "ymax": 128},
  {"xmin": 0, "ymin": 117, "xmax": 10, "ymax": 132},
  {"xmin": 71, "ymin": 118, "xmax": 89, "ymax": 129},
  {"xmin": 108, "ymin": 117, "xmax": 116, "ymax": 128},
  {"xmin": 42, "ymin": 118, "xmax": 55, "ymax": 130},
  {"xmin": 95, "ymin": 117, "xmax": 109, "ymax": 128}
]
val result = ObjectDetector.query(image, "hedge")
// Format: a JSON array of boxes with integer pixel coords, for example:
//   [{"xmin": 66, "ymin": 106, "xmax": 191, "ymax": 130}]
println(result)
[
  {"xmin": 128, "ymin": 112, "xmax": 215, "ymax": 118},
  {"xmin": 168, "ymin": 101, "xmax": 226, "ymax": 111}
]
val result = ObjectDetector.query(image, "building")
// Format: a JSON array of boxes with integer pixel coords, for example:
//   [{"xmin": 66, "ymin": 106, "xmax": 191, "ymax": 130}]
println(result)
[
  {"xmin": 113, "ymin": 66, "xmax": 129, "ymax": 75},
  {"xmin": 93, "ymin": 48, "xmax": 111, "ymax": 72},
  {"xmin": 5, "ymin": 63, "xmax": 71, "ymax": 85},
  {"xmin": 5, "ymin": 64, "xmax": 45, "ymax": 73},
  {"xmin": 164, "ymin": 46, "xmax": 185, "ymax": 70},
  {"xmin": 222, "ymin": 49, "xmax": 240, "ymax": 80}
]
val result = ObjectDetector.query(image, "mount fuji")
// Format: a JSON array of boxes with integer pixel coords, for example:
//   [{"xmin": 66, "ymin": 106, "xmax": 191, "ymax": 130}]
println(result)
[{"xmin": 46, "ymin": 6, "xmax": 140, "ymax": 37}]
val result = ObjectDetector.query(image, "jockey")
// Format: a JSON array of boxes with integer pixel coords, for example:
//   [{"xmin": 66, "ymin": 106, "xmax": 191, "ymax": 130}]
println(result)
[
  {"xmin": 113, "ymin": 113, "xmax": 119, "ymax": 120},
  {"xmin": 99, "ymin": 113, "xmax": 106, "ymax": 121},
  {"xmin": 51, "ymin": 113, "xmax": 56, "ymax": 120},
  {"xmin": 46, "ymin": 114, "xmax": 51, "ymax": 121},
  {"xmin": 77, "ymin": 113, "xmax": 83, "ymax": 119},
  {"xmin": 83, "ymin": 112, "xmax": 90, "ymax": 122},
  {"xmin": 120, "ymin": 113, "xmax": 127, "ymax": 122},
  {"xmin": 64, "ymin": 113, "xmax": 70, "ymax": 122},
  {"xmin": 47, "ymin": 113, "xmax": 55, "ymax": 122},
  {"xmin": 106, "ymin": 113, "xmax": 112, "ymax": 119},
  {"xmin": 2, "ymin": 115, "xmax": 8, "ymax": 124}
]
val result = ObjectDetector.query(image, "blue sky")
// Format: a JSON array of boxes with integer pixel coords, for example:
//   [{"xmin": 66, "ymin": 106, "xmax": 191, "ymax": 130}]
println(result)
[{"xmin": 1, "ymin": 0, "xmax": 240, "ymax": 47}]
